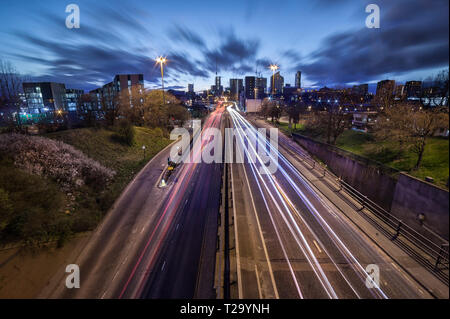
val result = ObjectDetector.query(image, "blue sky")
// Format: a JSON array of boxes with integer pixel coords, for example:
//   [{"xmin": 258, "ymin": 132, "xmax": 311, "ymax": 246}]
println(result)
[{"xmin": 0, "ymin": 0, "xmax": 448, "ymax": 92}]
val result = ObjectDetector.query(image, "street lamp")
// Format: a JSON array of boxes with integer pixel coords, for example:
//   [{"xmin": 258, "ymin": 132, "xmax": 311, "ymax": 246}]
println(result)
[
  {"xmin": 156, "ymin": 56, "xmax": 167, "ymax": 106},
  {"xmin": 142, "ymin": 145, "xmax": 146, "ymax": 160},
  {"xmin": 269, "ymin": 64, "xmax": 279, "ymax": 97}
]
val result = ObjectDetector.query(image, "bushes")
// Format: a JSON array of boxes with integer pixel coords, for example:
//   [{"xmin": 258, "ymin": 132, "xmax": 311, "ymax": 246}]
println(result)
[
  {"xmin": 0, "ymin": 188, "xmax": 13, "ymax": 232},
  {"xmin": 0, "ymin": 133, "xmax": 115, "ymax": 191},
  {"xmin": 0, "ymin": 158, "xmax": 68, "ymax": 244},
  {"xmin": 113, "ymin": 119, "xmax": 135, "ymax": 146}
]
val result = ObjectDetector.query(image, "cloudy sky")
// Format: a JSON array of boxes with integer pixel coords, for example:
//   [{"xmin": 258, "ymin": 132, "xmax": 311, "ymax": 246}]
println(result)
[{"xmin": 0, "ymin": 0, "xmax": 448, "ymax": 92}]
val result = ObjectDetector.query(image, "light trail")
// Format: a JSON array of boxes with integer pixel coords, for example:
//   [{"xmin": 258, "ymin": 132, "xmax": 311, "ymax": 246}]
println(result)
[
  {"xmin": 228, "ymin": 106, "xmax": 338, "ymax": 298},
  {"xmin": 228, "ymin": 105, "xmax": 389, "ymax": 299},
  {"xmin": 119, "ymin": 107, "xmax": 224, "ymax": 298}
]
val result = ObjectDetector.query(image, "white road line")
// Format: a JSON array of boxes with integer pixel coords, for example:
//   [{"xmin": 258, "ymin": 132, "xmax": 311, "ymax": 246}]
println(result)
[
  {"xmin": 254, "ymin": 264, "xmax": 263, "ymax": 299},
  {"xmin": 241, "ymin": 162, "xmax": 280, "ymax": 299},
  {"xmin": 161, "ymin": 261, "xmax": 166, "ymax": 271},
  {"xmin": 313, "ymin": 240, "xmax": 323, "ymax": 253},
  {"xmin": 230, "ymin": 163, "xmax": 243, "ymax": 299}
]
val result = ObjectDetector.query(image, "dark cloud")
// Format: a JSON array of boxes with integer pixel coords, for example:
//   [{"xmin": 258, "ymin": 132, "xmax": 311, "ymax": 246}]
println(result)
[
  {"xmin": 168, "ymin": 25, "xmax": 206, "ymax": 48},
  {"xmin": 295, "ymin": 0, "xmax": 449, "ymax": 86},
  {"xmin": 166, "ymin": 52, "xmax": 209, "ymax": 78},
  {"xmin": 5, "ymin": 0, "xmax": 448, "ymax": 91},
  {"xmin": 202, "ymin": 30, "xmax": 260, "ymax": 73},
  {"xmin": 12, "ymin": 31, "xmax": 158, "ymax": 91},
  {"xmin": 281, "ymin": 50, "xmax": 302, "ymax": 63},
  {"xmin": 8, "ymin": 5, "xmax": 200, "ymax": 91}
]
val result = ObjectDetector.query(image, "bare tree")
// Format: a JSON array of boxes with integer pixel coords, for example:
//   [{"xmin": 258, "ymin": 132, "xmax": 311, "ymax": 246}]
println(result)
[
  {"xmin": 376, "ymin": 104, "xmax": 449, "ymax": 170},
  {"xmin": 0, "ymin": 60, "xmax": 25, "ymax": 129},
  {"xmin": 77, "ymin": 93, "xmax": 98, "ymax": 127},
  {"xmin": 284, "ymin": 100, "xmax": 306, "ymax": 130},
  {"xmin": 100, "ymin": 93, "xmax": 121, "ymax": 126},
  {"xmin": 421, "ymin": 68, "xmax": 449, "ymax": 108},
  {"xmin": 260, "ymin": 98, "xmax": 281, "ymax": 123}
]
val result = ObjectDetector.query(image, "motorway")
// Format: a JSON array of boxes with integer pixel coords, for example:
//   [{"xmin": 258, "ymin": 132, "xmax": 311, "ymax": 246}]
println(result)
[
  {"xmin": 41, "ymin": 107, "xmax": 224, "ymax": 299},
  {"xmin": 227, "ymin": 105, "xmax": 435, "ymax": 299},
  {"xmin": 40, "ymin": 102, "xmax": 443, "ymax": 299}
]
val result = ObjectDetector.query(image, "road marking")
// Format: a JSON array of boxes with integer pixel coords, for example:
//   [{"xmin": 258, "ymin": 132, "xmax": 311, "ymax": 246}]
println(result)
[
  {"xmin": 240, "ymin": 163, "xmax": 280, "ymax": 299},
  {"xmin": 161, "ymin": 261, "xmax": 166, "ymax": 271},
  {"xmin": 254, "ymin": 264, "xmax": 263, "ymax": 299},
  {"xmin": 230, "ymin": 163, "xmax": 243, "ymax": 299},
  {"xmin": 155, "ymin": 166, "xmax": 168, "ymax": 188},
  {"xmin": 176, "ymin": 224, "xmax": 180, "ymax": 231},
  {"xmin": 313, "ymin": 240, "xmax": 323, "ymax": 253},
  {"xmin": 141, "ymin": 226, "xmax": 146, "ymax": 234}
]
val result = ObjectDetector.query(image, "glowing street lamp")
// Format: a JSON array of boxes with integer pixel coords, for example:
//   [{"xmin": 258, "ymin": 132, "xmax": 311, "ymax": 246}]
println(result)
[
  {"xmin": 269, "ymin": 64, "xmax": 279, "ymax": 97},
  {"xmin": 156, "ymin": 56, "xmax": 167, "ymax": 105}
]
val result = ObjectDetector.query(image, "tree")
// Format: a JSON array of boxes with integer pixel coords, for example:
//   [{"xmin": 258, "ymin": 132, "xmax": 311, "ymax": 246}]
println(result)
[
  {"xmin": 0, "ymin": 60, "xmax": 26, "ymax": 129},
  {"xmin": 375, "ymin": 104, "xmax": 449, "ymax": 170},
  {"xmin": 168, "ymin": 105, "xmax": 190, "ymax": 126},
  {"xmin": 421, "ymin": 68, "xmax": 449, "ymax": 108},
  {"xmin": 373, "ymin": 83, "xmax": 395, "ymax": 110},
  {"xmin": 285, "ymin": 100, "xmax": 307, "ymax": 130},
  {"xmin": 119, "ymin": 87, "xmax": 181, "ymax": 128},
  {"xmin": 101, "ymin": 94, "xmax": 121, "ymax": 126},
  {"xmin": 312, "ymin": 103, "xmax": 351, "ymax": 145},
  {"xmin": 77, "ymin": 93, "xmax": 98, "ymax": 127},
  {"xmin": 260, "ymin": 98, "xmax": 281, "ymax": 123}
]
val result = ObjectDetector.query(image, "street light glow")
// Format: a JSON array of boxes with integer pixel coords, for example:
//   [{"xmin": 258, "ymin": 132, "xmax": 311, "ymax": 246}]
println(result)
[
  {"xmin": 156, "ymin": 56, "xmax": 167, "ymax": 105},
  {"xmin": 156, "ymin": 56, "xmax": 167, "ymax": 64}
]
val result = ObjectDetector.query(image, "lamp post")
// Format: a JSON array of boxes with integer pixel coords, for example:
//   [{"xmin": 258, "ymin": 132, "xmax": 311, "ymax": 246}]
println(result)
[
  {"xmin": 270, "ymin": 64, "xmax": 279, "ymax": 98},
  {"xmin": 142, "ymin": 145, "xmax": 146, "ymax": 160},
  {"xmin": 156, "ymin": 56, "xmax": 167, "ymax": 106}
]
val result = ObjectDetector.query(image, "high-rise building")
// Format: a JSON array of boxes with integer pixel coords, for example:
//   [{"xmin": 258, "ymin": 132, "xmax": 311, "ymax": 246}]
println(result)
[
  {"xmin": 65, "ymin": 89, "xmax": 84, "ymax": 112},
  {"xmin": 352, "ymin": 84, "xmax": 368, "ymax": 96},
  {"xmin": 405, "ymin": 81, "xmax": 422, "ymax": 98},
  {"xmin": 215, "ymin": 76, "xmax": 223, "ymax": 96},
  {"xmin": 376, "ymin": 80, "xmax": 395, "ymax": 97},
  {"xmin": 295, "ymin": 71, "xmax": 302, "ymax": 89},
  {"xmin": 230, "ymin": 79, "xmax": 244, "ymax": 101},
  {"xmin": 113, "ymin": 74, "xmax": 144, "ymax": 93},
  {"xmin": 270, "ymin": 72, "xmax": 284, "ymax": 95},
  {"xmin": 245, "ymin": 76, "xmax": 256, "ymax": 99},
  {"xmin": 188, "ymin": 84, "xmax": 194, "ymax": 93},
  {"xmin": 256, "ymin": 77, "xmax": 267, "ymax": 99},
  {"xmin": 22, "ymin": 82, "xmax": 67, "ymax": 113}
]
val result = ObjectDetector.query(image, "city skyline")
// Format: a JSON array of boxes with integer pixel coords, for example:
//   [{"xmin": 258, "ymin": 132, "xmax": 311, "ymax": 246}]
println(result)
[{"xmin": 0, "ymin": 0, "xmax": 448, "ymax": 92}]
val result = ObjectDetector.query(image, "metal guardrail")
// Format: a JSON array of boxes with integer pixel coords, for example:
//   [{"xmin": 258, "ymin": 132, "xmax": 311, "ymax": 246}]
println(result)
[{"xmin": 282, "ymin": 136, "xmax": 449, "ymax": 283}]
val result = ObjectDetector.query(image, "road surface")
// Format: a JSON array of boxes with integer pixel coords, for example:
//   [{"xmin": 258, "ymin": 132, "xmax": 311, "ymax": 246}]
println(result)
[{"xmin": 227, "ymin": 105, "xmax": 436, "ymax": 299}]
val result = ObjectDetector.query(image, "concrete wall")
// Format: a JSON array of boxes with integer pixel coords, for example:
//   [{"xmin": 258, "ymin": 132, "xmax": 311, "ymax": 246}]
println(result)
[
  {"xmin": 292, "ymin": 133, "xmax": 397, "ymax": 211},
  {"xmin": 391, "ymin": 173, "xmax": 449, "ymax": 241},
  {"xmin": 292, "ymin": 133, "xmax": 449, "ymax": 241}
]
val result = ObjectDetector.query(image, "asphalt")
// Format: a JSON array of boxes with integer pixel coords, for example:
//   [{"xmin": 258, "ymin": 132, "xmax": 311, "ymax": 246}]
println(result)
[
  {"xmin": 227, "ymin": 107, "xmax": 439, "ymax": 299},
  {"xmin": 39, "ymin": 138, "xmax": 179, "ymax": 298},
  {"xmin": 40, "ymin": 109, "xmax": 224, "ymax": 299}
]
